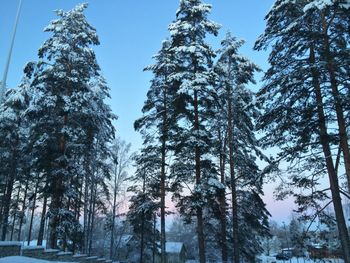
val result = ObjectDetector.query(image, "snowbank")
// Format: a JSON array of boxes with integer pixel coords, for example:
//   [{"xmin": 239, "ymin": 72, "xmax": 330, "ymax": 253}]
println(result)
[{"xmin": 0, "ymin": 256, "xmax": 70, "ymax": 263}]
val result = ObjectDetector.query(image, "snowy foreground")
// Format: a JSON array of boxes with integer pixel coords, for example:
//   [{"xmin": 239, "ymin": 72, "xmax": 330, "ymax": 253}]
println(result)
[
  {"xmin": 0, "ymin": 256, "xmax": 71, "ymax": 263},
  {"xmin": 258, "ymin": 256, "xmax": 344, "ymax": 263},
  {"xmin": 185, "ymin": 257, "xmax": 345, "ymax": 263},
  {"xmin": 0, "ymin": 256, "xmax": 344, "ymax": 263}
]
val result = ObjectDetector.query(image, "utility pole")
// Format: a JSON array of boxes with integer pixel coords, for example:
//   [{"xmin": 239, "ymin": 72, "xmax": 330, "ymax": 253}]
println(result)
[{"xmin": 0, "ymin": 0, "xmax": 23, "ymax": 102}]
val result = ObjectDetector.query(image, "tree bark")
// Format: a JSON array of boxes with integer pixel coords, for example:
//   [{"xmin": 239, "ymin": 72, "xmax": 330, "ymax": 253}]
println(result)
[
  {"xmin": 83, "ymin": 168, "xmax": 89, "ymax": 254},
  {"xmin": 227, "ymin": 82, "xmax": 240, "ymax": 263},
  {"xmin": 18, "ymin": 178, "xmax": 29, "ymax": 241},
  {"xmin": 194, "ymin": 89, "xmax": 206, "ymax": 263},
  {"xmin": 49, "ymin": 114, "xmax": 68, "ymax": 248},
  {"xmin": 310, "ymin": 42, "xmax": 350, "ymax": 263},
  {"xmin": 160, "ymin": 82, "xmax": 168, "ymax": 263},
  {"xmin": 88, "ymin": 185, "xmax": 96, "ymax": 256},
  {"xmin": 10, "ymin": 186, "xmax": 21, "ymax": 241},
  {"xmin": 28, "ymin": 177, "xmax": 39, "ymax": 246},
  {"xmin": 1, "ymin": 161, "xmax": 16, "ymax": 241},
  {"xmin": 37, "ymin": 193, "xmax": 48, "ymax": 246},
  {"xmin": 218, "ymin": 128, "xmax": 228, "ymax": 263},
  {"xmin": 110, "ymin": 165, "xmax": 118, "ymax": 260},
  {"xmin": 140, "ymin": 173, "xmax": 146, "ymax": 263}
]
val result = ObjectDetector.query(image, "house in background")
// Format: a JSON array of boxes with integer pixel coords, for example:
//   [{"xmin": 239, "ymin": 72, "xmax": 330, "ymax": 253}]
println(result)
[
  {"xmin": 156, "ymin": 242, "xmax": 187, "ymax": 263},
  {"xmin": 115, "ymin": 236, "xmax": 187, "ymax": 263}
]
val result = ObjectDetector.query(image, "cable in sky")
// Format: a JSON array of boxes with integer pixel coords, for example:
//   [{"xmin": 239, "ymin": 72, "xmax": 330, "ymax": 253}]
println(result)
[{"xmin": 0, "ymin": 0, "xmax": 23, "ymax": 102}]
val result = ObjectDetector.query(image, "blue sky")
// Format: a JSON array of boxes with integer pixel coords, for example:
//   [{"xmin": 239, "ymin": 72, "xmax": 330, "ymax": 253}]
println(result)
[{"xmin": 1, "ymin": 0, "xmax": 295, "ymax": 222}]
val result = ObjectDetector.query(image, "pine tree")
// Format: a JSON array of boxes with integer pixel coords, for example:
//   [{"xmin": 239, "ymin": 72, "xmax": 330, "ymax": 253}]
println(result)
[
  {"xmin": 167, "ymin": 1, "xmax": 220, "ymax": 262},
  {"xmin": 25, "ymin": 3, "xmax": 115, "ymax": 249},
  {"xmin": 304, "ymin": 1, "xmax": 350, "ymax": 193},
  {"xmin": 214, "ymin": 32, "xmax": 269, "ymax": 263},
  {"xmin": 0, "ymin": 77, "xmax": 31, "ymax": 240},
  {"xmin": 127, "ymin": 149, "xmax": 160, "ymax": 263},
  {"xmin": 255, "ymin": 0, "xmax": 350, "ymax": 261},
  {"xmin": 135, "ymin": 39, "xmax": 178, "ymax": 263}
]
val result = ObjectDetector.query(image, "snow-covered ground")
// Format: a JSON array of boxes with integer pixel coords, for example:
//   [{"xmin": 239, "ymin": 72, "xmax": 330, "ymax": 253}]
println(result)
[
  {"xmin": 259, "ymin": 256, "xmax": 344, "ymax": 263},
  {"xmin": 185, "ymin": 257, "xmax": 344, "ymax": 263},
  {"xmin": 0, "ymin": 256, "xmax": 71, "ymax": 263},
  {"xmin": 0, "ymin": 256, "xmax": 344, "ymax": 263}
]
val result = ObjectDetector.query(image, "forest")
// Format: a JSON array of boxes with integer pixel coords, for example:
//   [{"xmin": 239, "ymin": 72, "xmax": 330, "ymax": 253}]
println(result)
[{"xmin": 0, "ymin": 0, "xmax": 350, "ymax": 263}]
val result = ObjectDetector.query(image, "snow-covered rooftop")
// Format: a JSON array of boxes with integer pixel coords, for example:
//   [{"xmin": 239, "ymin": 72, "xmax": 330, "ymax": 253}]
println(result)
[{"xmin": 166, "ymin": 242, "xmax": 184, "ymax": 253}]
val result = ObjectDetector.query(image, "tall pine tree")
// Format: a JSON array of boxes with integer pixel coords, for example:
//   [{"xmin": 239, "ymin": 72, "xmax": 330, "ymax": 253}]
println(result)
[
  {"xmin": 168, "ymin": 1, "xmax": 220, "ymax": 262},
  {"xmin": 135, "ymin": 39, "xmax": 179, "ymax": 263},
  {"xmin": 255, "ymin": 1, "xmax": 350, "ymax": 261},
  {"xmin": 214, "ymin": 32, "xmax": 269, "ymax": 263},
  {"xmin": 25, "ymin": 3, "xmax": 115, "ymax": 248}
]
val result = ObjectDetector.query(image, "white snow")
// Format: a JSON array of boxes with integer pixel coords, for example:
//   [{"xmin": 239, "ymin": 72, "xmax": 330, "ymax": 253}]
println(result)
[
  {"xmin": 0, "ymin": 241, "xmax": 21, "ymax": 247},
  {"xmin": 0, "ymin": 256, "xmax": 71, "ymax": 263},
  {"xmin": 258, "ymin": 255, "xmax": 344, "ymax": 263}
]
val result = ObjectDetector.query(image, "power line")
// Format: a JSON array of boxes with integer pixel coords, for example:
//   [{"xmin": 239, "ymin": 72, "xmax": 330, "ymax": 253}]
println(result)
[{"xmin": 0, "ymin": 0, "xmax": 23, "ymax": 102}]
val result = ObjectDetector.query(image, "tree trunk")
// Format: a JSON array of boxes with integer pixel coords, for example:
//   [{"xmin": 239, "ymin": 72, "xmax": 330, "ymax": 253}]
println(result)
[
  {"xmin": 153, "ymin": 213, "xmax": 156, "ymax": 263},
  {"xmin": 140, "ymin": 173, "xmax": 146, "ymax": 263},
  {"xmin": 62, "ymin": 197, "xmax": 71, "ymax": 251},
  {"xmin": 310, "ymin": 42, "xmax": 350, "ymax": 263},
  {"xmin": 88, "ymin": 186, "xmax": 96, "ymax": 256},
  {"xmin": 227, "ymin": 85, "xmax": 240, "ymax": 263},
  {"xmin": 83, "ymin": 169, "xmax": 89, "ymax": 254},
  {"xmin": 18, "ymin": 178, "xmax": 29, "ymax": 241},
  {"xmin": 1, "ymin": 161, "xmax": 16, "ymax": 241},
  {"xmin": 28, "ymin": 177, "xmax": 39, "ymax": 246},
  {"xmin": 219, "ymin": 129, "xmax": 228, "ymax": 263},
  {"xmin": 37, "ymin": 193, "xmax": 48, "ymax": 246},
  {"xmin": 0, "ymin": 175, "xmax": 6, "ymax": 233},
  {"xmin": 10, "ymin": 186, "xmax": 21, "ymax": 241},
  {"xmin": 160, "ymin": 83, "xmax": 168, "ymax": 263},
  {"xmin": 320, "ymin": 12, "xmax": 350, "ymax": 193},
  {"xmin": 49, "ymin": 114, "xmax": 68, "ymax": 248},
  {"xmin": 110, "ymin": 166, "xmax": 118, "ymax": 260},
  {"xmin": 194, "ymin": 89, "xmax": 206, "ymax": 263},
  {"xmin": 48, "ymin": 176, "xmax": 62, "ymax": 249},
  {"xmin": 72, "ymin": 181, "xmax": 82, "ymax": 253}
]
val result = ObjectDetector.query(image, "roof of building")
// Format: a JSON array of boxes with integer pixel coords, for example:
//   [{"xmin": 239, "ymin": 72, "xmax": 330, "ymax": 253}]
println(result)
[{"xmin": 166, "ymin": 242, "xmax": 184, "ymax": 253}]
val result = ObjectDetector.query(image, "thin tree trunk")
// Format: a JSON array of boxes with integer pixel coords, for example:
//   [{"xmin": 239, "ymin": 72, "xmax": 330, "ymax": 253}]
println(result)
[
  {"xmin": 140, "ymin": 173, "xmax": 146, "ymax": 263},
  {"xmin": 72, "ymin": 181, "xmax": 82, "ymax": 253},
  {"xmin": 0, "ymin": 175, "xmax": 7, "ymax": 232},
  {"xmin": 153, "ymin": 213, "xmax": 156, "ymax": 263},
  {"xmin": 88, "ymin": 186, "xmax": 96, "ymax": 255},
  {"xmin": 110, "ymin": 163, "xmax": 118, "ymax": 260},
  {"xmin": 194, "ymin": 89, "xmax": 206, "ymax": 263},
  {"xmin": 48, "ymin": 177, "xmax": 62, "ymax": 249},
  {"xmin": 87, "ymin": 171, "xmax": 94, "ymax": 255},
  {"xmin": 219, "ymin": 128, "xmax": 228, "ymax": 263},
  {"xmin": 37, "ymin": 193, "xmax": 47, "ymax": 246},
  {"xmin": 49, "ymin": 114, "xmax": 68, "ymax": 249},
  {"xmin": 18, "ymin": 178, "xmax": 29, "ymax": 241},
  {"xmin": 62, "ymin": 197, "xmax": 71, "ymax": 251},
  {"xmin": 320, "ymin": 12, "xmax": 350, "ymax": 193},
  {"xmin": 140, "ymin": 215, "xmax": 145, "ymax": 263},
  {"xmin": 160, "ymin": 83, "xmax": 168, "ymax": 263},
  {"xmin": 10, "ymin": 186, "xmax": 21, "ymax": 241},
  {"xmin": 1, "ymin": 162, "xmax": 16, "ymax": 241},
  {"xmin": 28, "ymin": 177, "xmax": 39, "ymax": 246},
  {"xmin": 83, "ymin": 169, "xmax": 89, "ymax": 254},
  {"xmin": 227, "ymin": 85, "xmax": 240, "ymax": 263},
  {"xmin": 310, "ymin": 42, "xmax": 350, "ymax": 263}
]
